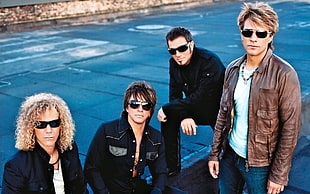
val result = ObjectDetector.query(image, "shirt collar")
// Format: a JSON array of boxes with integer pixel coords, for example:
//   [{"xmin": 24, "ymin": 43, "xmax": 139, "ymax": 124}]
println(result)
[
  {"xmin": 118, "ymin": 114, "xmax": 151, "ymax": 136},
  {"xmin": 233, "ymin": 48, "xmax": 273, "ymax": 73}
]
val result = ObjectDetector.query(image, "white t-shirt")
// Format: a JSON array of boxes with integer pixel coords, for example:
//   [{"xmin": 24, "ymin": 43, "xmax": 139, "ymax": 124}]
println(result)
[
  {"xmin": 53, "ymin": 158, "xmax": 65, "ymax": 194},
  {"xmin": 229, "ymin": 62, "xmax": 257, "ymax": 158}
]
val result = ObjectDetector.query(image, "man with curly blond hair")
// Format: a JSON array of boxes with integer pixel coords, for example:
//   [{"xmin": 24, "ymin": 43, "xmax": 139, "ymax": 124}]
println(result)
[{"xmin": 2, "ymin": 93, "xmax": 88, "ymax": 194}]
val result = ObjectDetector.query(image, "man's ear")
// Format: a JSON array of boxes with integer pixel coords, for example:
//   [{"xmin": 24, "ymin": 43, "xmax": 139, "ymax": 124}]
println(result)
[
  {"xmin": 190, "ymin": 41, "xmax": 195, "ymax": 52},
  {"xmin": 190, "ymin": 40, "xmax": 195, "ymax": 47},
  {"xmin": 268, "ymin": 35, "xmax": 274, "ymax": 44}
]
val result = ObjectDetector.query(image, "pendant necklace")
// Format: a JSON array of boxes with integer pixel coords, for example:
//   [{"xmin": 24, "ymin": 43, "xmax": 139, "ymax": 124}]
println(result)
[{"xmin": 241, "ymin": 62, "xmax": 258, "ymax": 85}]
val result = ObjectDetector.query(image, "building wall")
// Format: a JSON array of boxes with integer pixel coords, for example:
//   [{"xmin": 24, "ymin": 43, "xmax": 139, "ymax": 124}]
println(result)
[
  {"xmin": 0, "ymin": 0, "xmax": 72, "ymax": 8},
  {"xmin": 0, "ymin": 0, "xmax": 214, "ymax": 26}
]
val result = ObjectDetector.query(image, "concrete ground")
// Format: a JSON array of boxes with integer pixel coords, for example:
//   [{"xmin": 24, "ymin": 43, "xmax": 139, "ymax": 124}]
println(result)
[{"xmin": 0, "ymin": 0, "xmax": 310, "ymax": 193}]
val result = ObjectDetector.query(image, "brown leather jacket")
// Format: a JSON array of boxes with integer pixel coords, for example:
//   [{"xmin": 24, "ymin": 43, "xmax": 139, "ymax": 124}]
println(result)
[{"xmin": 209, "ymin": 49, "xmax": 302, "ymax": 185}]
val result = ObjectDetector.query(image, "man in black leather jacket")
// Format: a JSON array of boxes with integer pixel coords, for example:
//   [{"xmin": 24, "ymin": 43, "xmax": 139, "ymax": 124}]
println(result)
[
  {"xmin": 84, "ymin": 81, "xmax": 167, "ymax": 194},
  {"xmin": 157, "ymin": 27, "xmax": 225, "ymax": 176},
  {"xmin": 2, "ymin": 93, "xmax": 88, "ymax": 194},
  {"xmin": 3, "ymin": 142, "xmax": 87, "ymax": 194}
]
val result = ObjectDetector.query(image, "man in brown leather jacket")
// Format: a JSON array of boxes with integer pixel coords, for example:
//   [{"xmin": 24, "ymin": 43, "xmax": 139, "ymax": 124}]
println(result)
[{"xmin": 208, "ymin": 2, "xmax": 301, "ymax": 194}]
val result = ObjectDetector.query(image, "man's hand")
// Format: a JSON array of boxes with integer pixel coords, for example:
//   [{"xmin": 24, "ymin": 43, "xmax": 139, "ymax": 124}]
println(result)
[
  {"xmin": 208, "ymin": 160, "xmax": 219, "ymax": 179},
  {"xmin": 157, "ymin": 108, "xmax": 167, "ymax": 122},
  {"xmin": 267, "ymin": 180, "xmax": 284, "ymax": 194},
  {"xmin": 181, "ymin": 118, "xmax": 197, "ymax": 135}
]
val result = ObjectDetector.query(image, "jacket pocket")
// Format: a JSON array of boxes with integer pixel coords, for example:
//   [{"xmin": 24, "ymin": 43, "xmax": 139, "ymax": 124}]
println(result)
[
  {"xmin": 258, "ymin": 88, "xmax": 278, "ymax": 110},
  {"xmin": 146, "ymin": 152, "xmax": 158, "ymax": 160},
  {"xmin": 254, "ymin": 134, "xmax": 270, "ymax": 160},
  {"xmin": 109, "ymin": 145, "xmax": 127, "ymax": 156},
  {"xmin": 256, "ymin": 110, "xmax": 279, "ymax": 133}
]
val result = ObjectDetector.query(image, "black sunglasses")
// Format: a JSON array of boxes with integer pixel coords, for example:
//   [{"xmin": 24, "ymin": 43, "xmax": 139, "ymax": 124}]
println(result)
[
  {"xmin": 168, "ymin": 42, "xmax": 190, "ymax": 55},
  {"xmin": 241, "ymin": 29, "xmax": 272, "ymax": 38},
  {"xmin": 35, "ymin": 119, "xmax": 61, "ymax": 129},
  {"xmin": 129, "ymin": 100, "xmax": 152, "ymax": 111}
]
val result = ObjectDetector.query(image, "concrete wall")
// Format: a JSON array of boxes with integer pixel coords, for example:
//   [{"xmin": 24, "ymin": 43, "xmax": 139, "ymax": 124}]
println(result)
[
  {"xmin": 0, "ymin": 0, "xmax": 217, "ymax": 32},
  {"xmin": 0, "ymin": 0, "xmax": 72, "ymax": 8}
]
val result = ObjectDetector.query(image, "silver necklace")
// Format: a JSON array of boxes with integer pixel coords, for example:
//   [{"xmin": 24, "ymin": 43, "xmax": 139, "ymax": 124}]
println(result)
[{"xmin": 241, "ymin": 63, "xmax": 258, "ymax": 85}]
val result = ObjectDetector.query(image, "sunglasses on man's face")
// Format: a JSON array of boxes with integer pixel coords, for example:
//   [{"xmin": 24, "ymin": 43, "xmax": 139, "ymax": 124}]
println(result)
[
  {"xmin": 35, "ymin": 119, "xmax": 61, "ymax": 129},
  {"xmin": 128, "ymin": 100, "xmax": 152, "ymax": 111},
  {"xmin": 168, "ymin": 42, "xmax": 190, "ymax": 55},
  {"xmin": 241, "ymin": 29, "xmax": 272, "ymax": 39}
]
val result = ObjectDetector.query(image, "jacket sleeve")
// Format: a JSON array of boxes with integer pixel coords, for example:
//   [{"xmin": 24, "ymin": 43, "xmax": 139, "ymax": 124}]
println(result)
[
  {"xmin": 67, "ymin": 142, "xmax": 89, "ymax": 194},
  {"xmin": 169, "ymin": 58, "xmax": 183, "ymax": 102},
  {"xmin": 148, "ymin": 133, "xmax": 168, "ymax": 192},
  {"xmin": 269, "ymin": 67, "xmax": 302, "ymax": 186},
  {"xmin": 84, "ymin": 125, "xmax": 110, "ymax": 194},
  {"xmin": 166, "ymin": 54, "xmax": 225, "ymax": 120},
  {"xmin": 208, "ymin": 66, "xmax": 233, "ymax": 161},
  {"xmin": 2, "ymin": 160, "xmax": 26, "ymax": 194}
]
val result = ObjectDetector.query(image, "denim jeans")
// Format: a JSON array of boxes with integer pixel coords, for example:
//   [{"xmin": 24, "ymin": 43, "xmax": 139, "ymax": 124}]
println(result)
[{"xmin": 219, "ymin": 145, "xmax": 270, "ymax": 194}]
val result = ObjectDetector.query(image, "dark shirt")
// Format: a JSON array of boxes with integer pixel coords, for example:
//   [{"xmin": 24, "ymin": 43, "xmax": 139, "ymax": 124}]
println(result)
[
  {"xmin": 2, "ymin": 142, "xmax": 88, "ymax": 194},
  {"xmin": 164, "ymin": 46, "xmax": 225, "ymax": 124},
  {"xmin": 84, "ymin": 116, "xmax": 167, "ymax": 194}
]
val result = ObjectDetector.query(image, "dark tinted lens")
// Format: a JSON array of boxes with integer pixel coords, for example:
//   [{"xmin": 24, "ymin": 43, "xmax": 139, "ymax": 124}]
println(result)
[
  {"xmin": 142, "ymin": 103, "xmax": 152, "ymax": 111},
  {"xmin": 49, "ymin": 119, "xmax": 61, "ymax": 127},
  {"xmin": 129, "ymin": 100, "xmax": 140, "ymax": 109},
  {"xmin": 168, "ymin": 49, "xmax": 177, "ymax": 55},
  {"xmin": 242, "ymin": 30, "xmax": 253, "ymax": 37},
  {"xmin": 129, "ymin": 103, "xmax": 139, "ymax": 109},
  {"xmin": 35, "ymin": 121, "xmax": 48, "ymax": 129},
  {"xmin": 177, "ymin": 45, "xmax": 189, "ymax": 52},
  {"xmin": 35, "ymin": 119, "xmax": 60, "ymax": 129},
  {"xmin": 256, "ymin": 31, "xmax": 268, "ymax": 38}
]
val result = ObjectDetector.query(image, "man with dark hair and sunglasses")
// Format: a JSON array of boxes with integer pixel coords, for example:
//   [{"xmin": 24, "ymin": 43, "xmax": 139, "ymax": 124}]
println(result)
[
  {"xmin": 208, "ymin": 2, "xmax": 301, "ymax": 194},
  {"xmin": 157, "ymin": 27, "xmax": 225, "ymax": 176},
  {"xmin": 84, "ymin": 81, "xmax": 168, "ymax": 194}
]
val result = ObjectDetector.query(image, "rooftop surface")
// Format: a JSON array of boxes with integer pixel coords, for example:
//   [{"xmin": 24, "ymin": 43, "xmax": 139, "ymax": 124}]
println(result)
[{"xmin": 0, "ymin": 0, "xmax": 310, "ymax": 193}]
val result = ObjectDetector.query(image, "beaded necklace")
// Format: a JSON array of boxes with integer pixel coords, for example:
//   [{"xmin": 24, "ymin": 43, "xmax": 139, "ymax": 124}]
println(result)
[{"xmin": 241, "ymin": 61, "xmax": 258, "ymax": 85}]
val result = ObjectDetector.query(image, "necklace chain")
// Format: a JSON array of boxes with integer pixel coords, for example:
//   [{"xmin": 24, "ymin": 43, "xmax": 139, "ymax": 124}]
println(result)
[
  {"xmin": 49, "ymin": 150, "xmax": 59, "ymax": 165},
  {"xmin": 241, "ymin": 62, "xmax": 258, "ymax": 85},
  {"xmin": 50, "ymin": 156, "xmax": 59, "ymax": 165}
]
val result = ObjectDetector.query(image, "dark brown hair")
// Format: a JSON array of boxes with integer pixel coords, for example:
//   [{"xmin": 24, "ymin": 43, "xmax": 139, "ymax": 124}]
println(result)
[
  {"xmin": 166, "ymin": 27, "xmax": 193, "ymax": 46},
  {"xmin": 122, "ymin": 81, "xmax": 157, "ymax": 118}
]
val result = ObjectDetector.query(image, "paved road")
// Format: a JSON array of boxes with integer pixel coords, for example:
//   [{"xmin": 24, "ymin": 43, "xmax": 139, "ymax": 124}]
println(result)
[{"xmin": 0, "ymin": 0, "xmax": 309, "ymax": 193}]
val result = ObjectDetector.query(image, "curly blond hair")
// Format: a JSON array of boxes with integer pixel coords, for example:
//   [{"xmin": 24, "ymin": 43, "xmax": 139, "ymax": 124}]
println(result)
[{"xmin": 15, "ymin": 93, "xmax": 75, "ymax": 153}]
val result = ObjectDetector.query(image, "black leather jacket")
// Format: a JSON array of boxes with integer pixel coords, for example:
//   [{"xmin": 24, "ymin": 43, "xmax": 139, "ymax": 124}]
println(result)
[
  {"xmin": 84, "ymin": 116, "xmax": 167, "ymax": 194},
  {"xmin": 2, "ymin": 142, "xmax": 88, "ymax": 194},
  {"xmin": 163, "ymin": 46, "xmax": 225, "ymax": 124}
]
